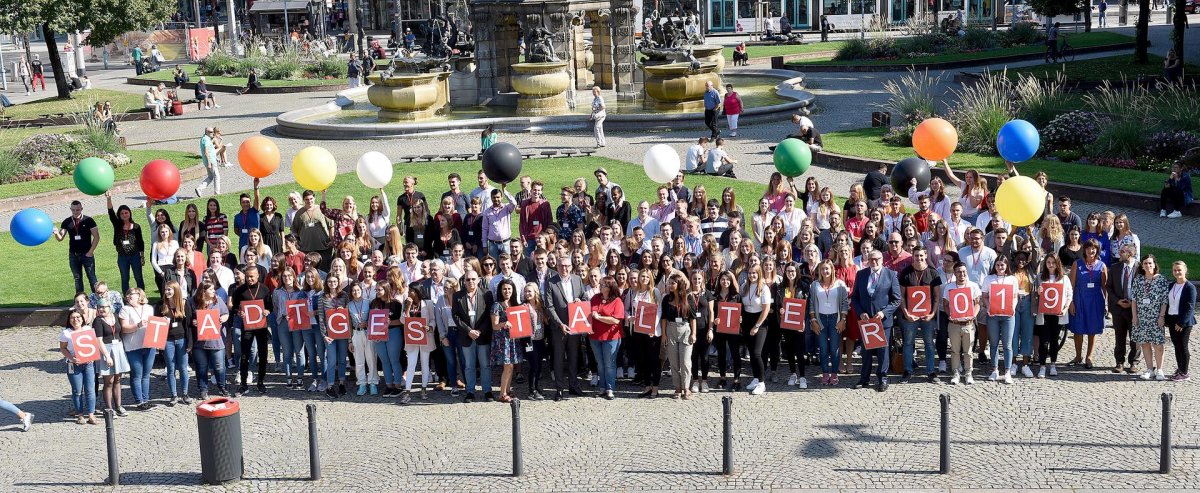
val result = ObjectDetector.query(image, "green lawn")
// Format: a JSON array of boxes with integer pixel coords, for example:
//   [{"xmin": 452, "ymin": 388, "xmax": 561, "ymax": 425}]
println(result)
[
  {"xmin": 135, "ymin": 64, "xmax": 344, "ymax": 87},
  {"xmin": 787, "ymin": 31, "xmax": 1133, "ymax": 66},
  {"xmin": 0, "ymin": 149, "xmax": 200, "ymax": 200},
  {"xmin": 1007, "ymin": 54, "xmax": 1200, "ymax": 81},
  {"xmin": 822, "ymin": 127, "xmax": 1165, "ymax": 195},
  {"xmin": 0, "ymin": 156, "xmax": 766, "ymax": 307},
  {"xmin": 721, "ymin": 41, "xmax": 845, "ymax": 60},
  {"xmin": 2, "ymin": 89, "xmax": 144, "ymax": 120}
]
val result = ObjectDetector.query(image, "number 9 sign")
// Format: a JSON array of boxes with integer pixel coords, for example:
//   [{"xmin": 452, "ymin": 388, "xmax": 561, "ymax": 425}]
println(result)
[
  {"xmin": 948, "ymin": 287, "xmax": 975, "ymax": 321},
  {"xmin": 1039, "ymin": 282, "xmax": 1066, "ymax": 314}
]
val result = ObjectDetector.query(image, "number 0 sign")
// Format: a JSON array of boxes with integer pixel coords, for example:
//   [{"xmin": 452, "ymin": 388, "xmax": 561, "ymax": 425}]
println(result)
[{"xmin": 947, "ymin": 287, "xmax": 975, "ymax": 321}]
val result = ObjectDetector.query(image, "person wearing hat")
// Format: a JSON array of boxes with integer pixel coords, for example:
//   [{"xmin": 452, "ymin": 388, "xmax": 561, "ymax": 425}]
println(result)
[{"xmin": 593, "ymin": 167, "xmax": 619, "ymax": 205}]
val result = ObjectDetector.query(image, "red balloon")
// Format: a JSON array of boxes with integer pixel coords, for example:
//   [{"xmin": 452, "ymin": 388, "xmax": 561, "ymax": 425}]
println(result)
[{"xmin": 140, "ymin": 159, "xmax": 181, "ymax": 201}]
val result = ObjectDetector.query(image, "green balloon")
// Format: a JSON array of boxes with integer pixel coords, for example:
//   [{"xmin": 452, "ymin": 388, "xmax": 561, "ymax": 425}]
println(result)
[
  {"xmin": 74, "ymin": 157, "xmax": 115, "ymax": 196},
  {"xmin": 773, "ymin": 139, "xmax": 812, "ymax": 178}
]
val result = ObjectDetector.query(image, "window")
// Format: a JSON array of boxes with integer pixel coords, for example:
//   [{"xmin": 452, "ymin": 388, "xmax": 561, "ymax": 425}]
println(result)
[
  {"xmin": 850, "ymin": 0, "xmax": 878, "ymax": 15},
  {"xmin": 826, "ymin": 0, "xmax": 850, "ymax": 15}
]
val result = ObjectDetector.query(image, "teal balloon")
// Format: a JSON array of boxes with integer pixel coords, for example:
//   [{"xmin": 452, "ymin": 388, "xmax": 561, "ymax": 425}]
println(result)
[
  {"xmin": 10, "ymin": 209, "xmax": 54, "ymax": 246},
  {"xmin": 773, "ymin": 139, "xmax": 812, "ymax": 177},
  {"xmin": 74, "ymin": 157, "xmax": 115, "ymax": 196}
]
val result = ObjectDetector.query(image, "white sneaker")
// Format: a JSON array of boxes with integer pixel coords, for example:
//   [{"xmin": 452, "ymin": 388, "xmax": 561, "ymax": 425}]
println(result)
[
  {"xmin": 1037, "ymin": 366, "xmax": 1046, "ymax": 378},
  {"xmin": 1049, "ymin": 365, "xmax": 1058, "ymax": 376},
  {"xmin": 988, "ymin": 370, "xmax": 999, "ymax": 381},
  {"xmin": 626, "ymin": 367, "xmax": 635, "ymax": 379},
  {"xmin": 787, "ymin": 373, "xmax": 798, "ymax": 386},
  {"xmin": 195, "ymin": 187, "xmax": 203, "ymax": 198},
  {"xmin": 750, "ymin": 382, "xmax": 765, "ymax": 395},
  {"xmin": 1002, "ymin": 373, "xmax": 1013, "ymax": 384},
  {"xmin": 1168, "ymin": 211, "xmax": 1183, "ymax": 219},
  {"xmin": 939, "ymin": 360, "xmax": 948, "ymax": 373},
  {"xmin": 950, "ymin": 373, "xmax": 960, "ymax": 385},
  {"xmin": 700, "ymin": 381, "xmax": 711, "ymax": 393},
  {"xmin": 589, "ymin": 374, "xmax": 599, "ymax": 386},
  {"xmin": 745, "ymin": 378, "xmax": 760, "ymax": 390},
  {"xmin": 1155, "ymin": 369, "xmax": 1167, "ymax": 380},
  {"xmin": 1021, "ymin": 365, "xmax": 1034, "ymax": 378},
  {"xmin": 247, "ymin": 372, "xmax": 255, "ymax": 385},
  {"xmin": 965, "ymin": 375, "xmax": 975, "ymax": 385},
  {"xmin": 1141, "ymin": 369, "xmax": 1154, "ymax": 380},
  {"xmin": 1008, "ymin": 366, "xmax": 1018, "ymax": 377},
  {"xmin": 214, "ymin": 104, "xmax": 222, "ymax": 108},
  {"xmin": 1161, "ymin": 209, "xmax": 1168, "ymax": 217},
  {"xmin": 690, "ymin": 380, "xmax": 699, "ymax": 393},
  {"xmin": 21, "ymin": 412, "xmax": 33, "ymax": 432},
  {"xmin": 617, "ymin": 367, "xmax": 625, "ymax": 379},
  {"xmin": 798, "ymin": 377, "xmax": 808, "ymax": 389}
]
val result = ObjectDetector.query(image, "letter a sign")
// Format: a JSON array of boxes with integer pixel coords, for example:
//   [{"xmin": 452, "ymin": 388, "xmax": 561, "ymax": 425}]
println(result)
[{"xmin": 567, "ymin": 301, "xmax": 592, "ymax": 334}]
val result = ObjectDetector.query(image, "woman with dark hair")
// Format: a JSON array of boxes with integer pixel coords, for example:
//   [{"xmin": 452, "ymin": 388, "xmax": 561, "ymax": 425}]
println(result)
[
  {"xmin": 179, "ymin": 203, "xmax": 203, "ymax": 249},
  {"xmin": 490, "ymin": 279, "xmax": 524, "ymax": 403},
  {"xmin": 61, "ymin": 310, "xmax": 107, "ymax": 424},
  {"xmin": 711, "ymin": 270, "xmax": 742, "ymax": 390},
  {"xmin": 1131, "ymin": 255, "xmax": 1170, "ymax": 381},
  {"xmin": 1068, "ymin": 239, "xmax": 1108, "ymax": 368},
  {"xmin": 157, "ymin": 281, "xmax": 192, "ymax": 405},
  {"xmin": 589, "ymin": 276, "xmax": 625, "ymax": 399},
  {"xmin": 202, "ymin": 198, "xmax": 228, "ymax": 254},
  {"xmin": 481, "ymin": 124, "xmax": 497, "ymax": 152},
  {"xmin": 259, "ymin": 195, "xmax": 285, "ymax": 255},
  {"xmin": 405, "ymin": 198, "xmax": 437, "ymax": 259},
  {"xmin": 106, "ymin": 192, "xmax": 146, "ymax": 293},
  {"xmin": 688, "ymin": 269, "xmax": 713, "ymax": 393},
  {"xmin": 190, "ymin": 282, "xmax": 230, "ymax": 400}
]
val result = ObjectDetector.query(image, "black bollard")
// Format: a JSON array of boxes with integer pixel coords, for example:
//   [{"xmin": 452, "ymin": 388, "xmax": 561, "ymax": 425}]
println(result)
[
  {"xmin": 939, "ymin": 394, "xmax": 950, "ymax": 475},
  {"xmin": 1160, "ymin": 392, "xmax": 1173, "ymax": 474},
  {"xmin": 307, "ymin": 404, "xmax": 321, "ymax": 481},
  {"xmin": 511, "ymin": 398, "xmax": 523, "ymax": 477},
  {"xmin": 722, "ymin": 396, "xmax": 734, "ymax": 475},
  {"xmin": 104, "ymin": 409, "xmax": 119, "ymax": 486}
]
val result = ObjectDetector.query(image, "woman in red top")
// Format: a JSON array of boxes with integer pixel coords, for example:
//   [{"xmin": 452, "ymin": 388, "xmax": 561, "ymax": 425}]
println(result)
[
  {"xmin": 723, "ymin": 84, "xmax": 743, "ymax": 137},
  {"xmin": 832, "ymin": 243, "xmax": 860, "ymax": 374},
  {"xmin": 589, "ymin": 276, "xmax": 625, "ymax": 400}
]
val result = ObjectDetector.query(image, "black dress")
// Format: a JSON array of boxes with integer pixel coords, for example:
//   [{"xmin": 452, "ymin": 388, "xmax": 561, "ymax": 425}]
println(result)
[{"xmin": 259, "ymin": 211, "xmax": 285, "ymax": 256}]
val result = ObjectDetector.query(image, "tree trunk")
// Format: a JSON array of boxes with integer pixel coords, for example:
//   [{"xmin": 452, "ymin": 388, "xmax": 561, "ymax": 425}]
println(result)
[
  {"xmin": 41, "ymin": 23, "xmax": 72, "ymax": 99},
  {"xmin": 1134, "ymin": 0, "xmax": 1150, "ymax": 62},
  {"xmin": 1083, "ymin": 2, "xmax": 1092, "ymax": 31},
  {"xmin": 1174, "ymin": 0, "xmax": 1186, "ymax": 59}
]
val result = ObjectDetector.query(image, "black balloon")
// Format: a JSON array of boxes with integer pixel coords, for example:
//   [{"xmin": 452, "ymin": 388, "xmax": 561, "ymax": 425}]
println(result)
[
  {"xmin": 482, "ymin": 142, "xmax": 523, "ymax": 184},
  {"xmin": 890, "ymin": 157, "xmax": 932, "ymax": 195}
]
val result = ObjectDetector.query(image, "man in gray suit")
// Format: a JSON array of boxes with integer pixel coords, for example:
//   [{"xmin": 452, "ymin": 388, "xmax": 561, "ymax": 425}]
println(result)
[
  {"xmin": 544, "ymin": 254, "xmax": 587, "ymax": 401},
  {"xmin": 1106, "ymin": 244, "xmax": 1141, "ymax": 373}
]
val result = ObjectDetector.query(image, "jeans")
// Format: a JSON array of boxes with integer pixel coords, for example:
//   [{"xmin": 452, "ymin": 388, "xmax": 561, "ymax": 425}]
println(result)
[
  {"xmin": 440, "ymin": 329, "xmax": 462, "ymax": 388},
  {"xmin": 116, "ymin": 253, "xmax": 146, "ymax": 294},
  {"xmin": 487, "ymin": 240, "xmax": 508, "ymax": 259},
  {"xmin": 324, "ymin": 338, "xmax": 349, "ymax": 385},
  {"xmin": 987, "ymin": 315, "xmax": 1016, "ymax": 371},
  {"xmin": 193, "ymin": 348, "xmax": 226, "ymax": 393},
  {"xmin": 404, "ymin": 346, "xmax": 432, "ymax": 390},
  {"xmin": 0, "ymin": 398, "xmax": 19, "ymax": 417},
  {"xmin": 382, "ymin": 327, "xmax": 405, "ymax": 385},
  {"xmin": 269, "ymin": 316, "xmax": 284, "ymax": 366},
  {"xmin": 301, "ymin": 329, "xmax": 326, "ymax": 381},
  {"xmin": 462, "ymin": 341, "xmax": 492, "ymax": 394},
  {"xmin": 590, "ymin": 339, "xmax": 621, "ymax": 392},
  {"xmin": 817, "ymin": 313, "xmax": 841, "ymax": 374},
  {"xmin": 351, "ymin": 330, "xmax": 379, "ymax": 385},
  {"xmin": 593, "ymin": 113, "xmax": 606, "ymax": 146},
  {"xmin": 67, "ymin": 361, "xmax": 97, "ymax": 414},
  {"xmin": 163, "ymin": 339, "xmax": 189, "ymax": 397},
  {"xmin": 1013, "ymin": 296, "xmax": 1035, "ymax": 359},
  {"xmin": 126, "ymin": 347, "xmax": 157, "ymax": 403},
  {"xmin": 69, "ymin": 253, "xmax": 99, "ymax": 294},
  {"xmin": 899, "ymin": 316, "xmax": 937, "ymax": 374},
  {"xmin": 279, "ymin": 323, "xmax": 305, "ymax": 380}
]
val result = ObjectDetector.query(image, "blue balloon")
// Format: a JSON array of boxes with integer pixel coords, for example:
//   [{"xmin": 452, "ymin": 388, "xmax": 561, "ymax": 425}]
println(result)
[
  {"xmin": 996, "ymin": 119, "xmax": 1040, "ymax": 163},
  {"xmin": 10, "ymin": 208, "xmax": 54, "ymax": 246}
]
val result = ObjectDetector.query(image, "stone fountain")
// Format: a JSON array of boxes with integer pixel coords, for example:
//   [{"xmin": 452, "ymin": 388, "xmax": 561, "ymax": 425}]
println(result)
[
  {"xmin": 510, "ymin": 27, "xmax": 569, "ymax": 116},
  {"xmin": 638, "ymin": 10, "xmax": 726, "ymax": 73},
  {"xmin": 366, "ymin": 11, "xmax": 475, "ymax": 121},
  {"xmin": 642, "ymin": 62, "xmax": 721, "ymax": 111}
]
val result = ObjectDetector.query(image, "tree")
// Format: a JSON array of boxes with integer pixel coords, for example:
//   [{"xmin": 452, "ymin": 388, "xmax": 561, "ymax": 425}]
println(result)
[
  {"xmin": 1025, "ymin": 0, "xmax": 1082, "ymax": 23},
  {"xmin": 1134, "ymin": 0, "xmax": 1150, "ymax": 62},
  {"xmin": 0, "ymin": 0, "xmax": 173, "ymax": 99},
  {"xmin": 1172, "ymin": 0, "xmax": 1186, "ymax": 60}
]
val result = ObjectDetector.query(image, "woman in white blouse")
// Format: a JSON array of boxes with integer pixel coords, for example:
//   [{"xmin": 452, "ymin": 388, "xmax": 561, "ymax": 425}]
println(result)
[
  {"xmin": 366, "ymin": 191, "xmax": 391, "ymax": 248},
  {"xmin": 778, "ymin": 194, "xmax": 806, "ymax": 242},
  {"xmin": 151, "ymin": 223, "xmax": 178, "ymax": 293},
  {"xmin": 741, "ymin": 265, "xmax": 773, "ymax": 396},
  {"xmin": 626, "ymin": 269, "xmax": 662, "ymax": 398},
  {"xmin": 982, "ymin": 256, "xmax": 1019, "ymax": 384},
  {"xmin": 751, "ymin": 197, "xmax": 774, "ymax": 247},
  {"xmin": 809, "ymin": 259, "xmax": 849, "ymax": 386}
]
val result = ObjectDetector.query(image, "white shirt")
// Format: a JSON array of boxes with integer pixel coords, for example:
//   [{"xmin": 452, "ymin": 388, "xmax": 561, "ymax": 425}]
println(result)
[
  {"xmin": 740, "ymin": 282, "xmax": 773, "ymax": 312},
  {"xmin": 812, "ymin": 281, "xmax": 846, "ymax": 315},
  {"xmin": 469, "ymin": 185, "xmax": 496, "ymax": 204},
  {"xmin": 684, "ymin": 145, "xmax": 705, "ymax": 172},
  {"xmin": 400, "ymin": 261, "xmax": 424, "ymax": 285},
  {"xmin": 1169, "ymin": 282, "xmax": 1185, "ymax": 315},
  {"xmin": 941, "ymin": 280, "xmax": 982, "ymax": 315},
  {"xmin": 778, "ymin": 207, "xmax": 807, "ymax": 242},
  {"xmin": 706, "ymin": 148, "xmax": 729, "ymax": 174},
  {"xmin": 946, "ymin": 217, "xmax": 969, "ymax": 248}
]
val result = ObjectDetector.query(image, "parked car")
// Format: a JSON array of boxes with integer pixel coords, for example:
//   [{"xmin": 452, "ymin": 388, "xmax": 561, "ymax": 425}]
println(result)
[{"xmin": 1186, "ymin": 0, "xmax": 1200, "ymax": 14}]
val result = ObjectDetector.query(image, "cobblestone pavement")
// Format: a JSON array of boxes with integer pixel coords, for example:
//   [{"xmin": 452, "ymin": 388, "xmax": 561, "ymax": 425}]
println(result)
[{"xmin": 0, "ymin": 322, "xmax": 1196, "ymax": 491}]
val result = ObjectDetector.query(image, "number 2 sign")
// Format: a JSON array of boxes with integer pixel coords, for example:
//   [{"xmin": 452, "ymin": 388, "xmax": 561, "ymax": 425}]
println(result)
[{"xmin": 906, "ymin": 286, "xmax": 932, "ymax": 318}]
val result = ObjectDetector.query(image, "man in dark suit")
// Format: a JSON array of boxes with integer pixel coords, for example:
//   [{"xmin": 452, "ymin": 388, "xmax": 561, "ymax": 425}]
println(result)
[
  {"xmin": 452, "ymin": 269, "xmax": 494, "ymax": 402},
  {"xmin": 851, "ymin": 250, "xmax": 902, "ymax": 392},
  {"xmin": 1106, "ymin": 244, "xmax": 1141, "ymax": 373},
  {"xmin": 543, "ymin": 254, "xmax": 587, "ymax": 400}
]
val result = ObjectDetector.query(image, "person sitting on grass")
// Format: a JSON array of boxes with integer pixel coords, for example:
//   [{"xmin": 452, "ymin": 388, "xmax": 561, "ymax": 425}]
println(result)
[
  {"xmin": 705, "ymin": 138, "xmax": 737, "ymax": 178},
  {"xmin": 236, "ymin": 68, "xmax": 262, "ymax": 95}
]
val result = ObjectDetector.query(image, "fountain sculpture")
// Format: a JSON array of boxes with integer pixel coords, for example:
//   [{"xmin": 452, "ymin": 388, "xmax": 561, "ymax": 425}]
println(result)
[{"xmin": 637, "ymin": 10, "xmax": 724, "ymax": 110}]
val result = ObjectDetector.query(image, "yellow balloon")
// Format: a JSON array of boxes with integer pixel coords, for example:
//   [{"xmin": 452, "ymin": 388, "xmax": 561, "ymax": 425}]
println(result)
[
  {"xmin": 995, "ymin": 175, "xmax": 1046, "ymax": 227},
  {"xmin": 292, "ymin": 146, "xmax": 337, "ymax": 191}
]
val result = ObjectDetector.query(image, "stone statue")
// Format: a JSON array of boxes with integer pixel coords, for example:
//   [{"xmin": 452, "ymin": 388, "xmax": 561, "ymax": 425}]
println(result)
[
  {"xmin": 637, "ymin": 9, "xmax": 704, "ymax": 63},
  {"xmin": 525, "ymin": 27, "xmax": 559, "ymax": 63}
]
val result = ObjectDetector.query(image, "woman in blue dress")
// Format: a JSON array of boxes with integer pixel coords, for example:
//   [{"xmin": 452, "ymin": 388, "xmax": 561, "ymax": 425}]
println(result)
[
  {"xmin": 1080, "ymin": 212, "xmax": 1111, "ymax": 266},
  {"xmin": 1068, "ymin": 239, "xmax": 1108, "ymax": 369}
]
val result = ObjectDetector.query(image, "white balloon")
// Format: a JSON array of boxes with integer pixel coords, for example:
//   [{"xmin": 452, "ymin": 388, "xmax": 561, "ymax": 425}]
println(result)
[
  {"xmin": 643, "ymin": 144, "xmax": 681, "ymax": 184},
  {"xmin": 356, "ymin": 151, "xmax": 393, "ymax": 189}
]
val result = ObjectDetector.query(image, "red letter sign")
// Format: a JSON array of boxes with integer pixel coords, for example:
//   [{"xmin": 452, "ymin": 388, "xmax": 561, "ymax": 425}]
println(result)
[
  {"xmin": 567, "ymin": 301, "xmax": 592, "ymax": 335},
  {"xmin": 1039, "ymin": 282, "xmax": 1066, "ymax": 315},
  {"xmin": 241, "ymin": 300, "xmax": 267, "ymax": 329},
  {"xmin": 287, "ymin": 299, "xmax": 311, "ymax": 332},
  {"xmin": 947, "ymin": 287, "xmax": 975, "ymax": 321},
  {"xmin": 633, "ymin": 301, "xmax": 658, "ymax": 335},
  {"xmin": 507, "ymin": 305, "xmax": 533, "ymax": 339},
  {"xmin": 70, "ymin": 328, "xmax": 101, "ymax": 364},
  {"xmin": 988, "ymin": 283, "xmax": 1016, "ymax": 317},
  {"xmin": 859, "ymin": 317, "xmax": 887, "ymax": 350},
  {"xmin": 404, "ymin": 317, "xmax": 429, "ymax": 345},
  {"xmin": 367, "ymin": 309, "xmax": 390, "ymax": 341},
  {"xmin": 906, "ymin": 286, "xmax": 932, "ymax": 318},
  {"xmin": 779, "ymin": 298, "xmax": 808, "ymax": 330},
  {"xmin": 196, "ymin": 309, "xmax": 222, "ymax": 341},
  {"xmin": 715, "ymin": 302, "xmax": 742, "ymax": 335},
  {"xmin": 143, "ymin": 316, "xmax": 169, "ymax": 350},
  {"xmin": 326, "ymin": 308, "xmax": 351, "ymax": 339}
]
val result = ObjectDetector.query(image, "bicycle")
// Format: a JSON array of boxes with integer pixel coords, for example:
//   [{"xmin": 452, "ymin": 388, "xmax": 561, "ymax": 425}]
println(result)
[{"xmin": 1045, "ymin": 36, "xmax": 1075, "ymax": 63}]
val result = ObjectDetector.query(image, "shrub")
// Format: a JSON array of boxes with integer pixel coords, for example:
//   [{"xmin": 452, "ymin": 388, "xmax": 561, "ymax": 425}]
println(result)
[
  {"xmin": 1042, "ymin": 110, "xmax": 1105, "ymax": 151},
  {"xmin": 1087, "ymin": 156, "xmax": 1139, "ymax": 170},
  {"xmin": 895, "ymin": 32, "xmax": 955, "ymax": 57},
  {"xmin": 265, "ymin": 58, "xmax": 303, "ymax": 80},
  {"xmin": 1013, "ymin": 73, "xmax": 1069, "ymax": 128},
  {"xmin": 1149, "ymin": 84, "xmax": 1200, "ymax": 133},
  {"xmin": 882, "ymin": 120, "xmax": 920, "ymax": 147},
  {"xmin": 961, "ymin": 25, "xmax": 999, "ymax": 51},
  {"xmin": 305, "ymin": 57, "xmax": 347, "ymax": 78},
  {"xmin": 1145, "ymin": 130, "xmax": 1200, "ymax": 163},
  {"xmin": 4, "ymin": 133, "xmax": 130, "ymax": 184},
  {"xmin": 948, "ymin": 72, "xmax": 1014, "ymax": 154},
  {"xmin": 1093, "ymin": 118, "xmax": 1146, "ymax": 159},
  {"xmin": 1049, "ymin": 149, "xmax": 1083, "ymax": 162},
  {"xmin": 198, "ymin": 50, "xmax": 242, "ymax": 76},
  {"xmin": 835, "ymin": 38, "xmax": 871, "ymax": 60},
  {"xmin": 1001, "ymin": 21, "xmax": 1044, "ymax": 47},
  {"xmin": 879, "ymin": 68, "xmax": 943, "ymax": 122}
]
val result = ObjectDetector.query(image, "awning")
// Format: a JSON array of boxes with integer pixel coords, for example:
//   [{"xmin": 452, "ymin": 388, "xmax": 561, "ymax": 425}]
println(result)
[{"xmin": 249, "ymin": 1, "xmax": 310, "ymax": 13}]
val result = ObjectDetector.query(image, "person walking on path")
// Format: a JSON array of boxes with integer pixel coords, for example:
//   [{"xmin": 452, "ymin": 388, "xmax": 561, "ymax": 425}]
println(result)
[
  {"xmin": 1098, "ymin": 0, "xmax": 1107, "ymax": 27},
  {"xmin": 195, "ymin": 127, "xmax": 220, "ymax": 197},
  {"xmin": 723, "ymin": 84, "xmax": 743, "ymax": 137},
  {"xmin": 30, "ymin": 55, "xmax": 46, "ymax": 91},
  {"xmin": 0, "ymin": 395, "xmax": 33, "ymax": 432},
  {"xmin": 17, "ymin": 56, "xmax": 32, "ymax": 95},
  {"xmin": 590, "ymin": 86, "xmax": 606, "ymax": 148},
  {"xmin": 703, "ymin": 81, "xmax": 721, "ymax": 140}
]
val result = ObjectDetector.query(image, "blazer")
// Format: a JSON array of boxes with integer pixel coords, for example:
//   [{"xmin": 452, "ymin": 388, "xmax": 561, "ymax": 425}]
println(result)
[
  {"xmin": 543, "ymin": 273, "xmax": 586, "ymax": 331},
  {"xmin": 850, "ymin": 267, "xmax": 902, "ymax": 328},
  {"xmin": 160, "ymin": 265, "xmax": 198, "ymax": 298},
  {"xmin": 1168, "ymin": 281, "xmax": 1196, "ymax": 330},
  {"xmin": 1106, "ymin": 261, "xmax": 1138, "ymax": 313},
  {"xmin": 452, "ymin": 288, "xmax": 493, "ymax": 346}
]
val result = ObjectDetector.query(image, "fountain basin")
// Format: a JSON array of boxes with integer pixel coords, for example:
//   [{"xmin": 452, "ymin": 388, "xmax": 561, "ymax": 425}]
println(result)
[
  {"xmin": 643, "ymin": 62, "xmax": 723, "ymax": 112},
  {"xmin": 691, "ymin": 45, "xmax": 727, "ymax": 73},
  {"xmin": 366, "ymin": 72, "xmax": 450, "ymax": 121},
  {"xmin": 511, "ymin": 61, "xmax": 570, "ymax": 116}
]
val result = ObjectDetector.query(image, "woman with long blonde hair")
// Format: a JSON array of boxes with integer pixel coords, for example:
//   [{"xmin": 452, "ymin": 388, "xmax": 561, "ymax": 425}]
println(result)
[{"xmin": 627, "ymin": 269, "xmax": 663, "ymax": 398}]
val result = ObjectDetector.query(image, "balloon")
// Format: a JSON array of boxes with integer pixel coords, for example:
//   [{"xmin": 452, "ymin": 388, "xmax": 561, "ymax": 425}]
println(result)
[
  {"xmin": 292, "ymin": 146, "xmax": 337, "ymax": 191},
  {"xmin": 356, "ymin": 151, "xmax": 393, "ymax": 189},
  {"xmin": 482, "ymin": 143, "xmax": 523, "ymax": 184},
  {"xmin": 139, "ymin": 159, "xmax": 181, "ymax": 200},
  {"xmin": 238, "ymin": 136, "xmax": 281, "ymax": 178},
  {"xmin": 996, "ymin": 119, "xmax": 1040, "ymax": 163},
  {"xmin": 995, "ymin": 175, "xmax": 1046, "ymax": 227},
  {"xmin": 890, "ymin": 157, "xmax": 932, "ymax": 194},
  {"xmin": 642, "ymin": 144, "xmax": 681, "ymax": 184},
  {"xmin": 73, "ymin": 157, "xmax": 114, "ymax": 196},
  {"xmin": 772, "ymin": 139, "xmax": 812, "ymax": 178},
  {"xmin": 10, "ymin": 209, "xmax": 54, "ymax": 246},
  {"xmin": 912, "ymin": 117, "xmax": 958, "ymax": 161}
]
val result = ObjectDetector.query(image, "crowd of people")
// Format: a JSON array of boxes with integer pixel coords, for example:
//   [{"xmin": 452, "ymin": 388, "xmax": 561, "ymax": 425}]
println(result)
[{"xmin": 12, "ymin": 132, "xmax": 1200, "ymax": 430}]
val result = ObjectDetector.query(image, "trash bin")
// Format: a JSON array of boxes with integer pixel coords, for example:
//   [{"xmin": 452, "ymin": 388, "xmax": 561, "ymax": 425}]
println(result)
[{"xmin": 196, "ymin": 397, "xmax": 243, "ymax": 484}]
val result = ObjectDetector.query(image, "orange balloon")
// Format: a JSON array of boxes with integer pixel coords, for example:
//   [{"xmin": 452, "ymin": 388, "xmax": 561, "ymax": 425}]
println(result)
[
  {"xmin": 238, "ymin": 136, "xmax": 281, "ymax": 178},
  {"xmin": 912, "ymin": 118, "xmax": 958, "ymax": 161}
]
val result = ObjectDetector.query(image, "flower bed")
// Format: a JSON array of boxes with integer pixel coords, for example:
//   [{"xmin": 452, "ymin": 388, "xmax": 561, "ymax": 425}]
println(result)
[{"xmin": 0, "ymin": 130, "xmax": 129, "ymax": 185}]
